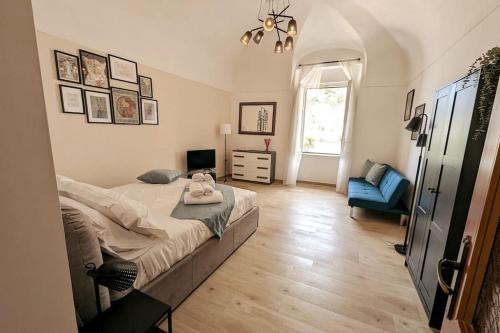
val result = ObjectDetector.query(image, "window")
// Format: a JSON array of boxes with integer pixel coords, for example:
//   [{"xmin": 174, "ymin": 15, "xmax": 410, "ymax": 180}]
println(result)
[{"xmin": 301, "ymin": 86, "xmax": 348, "ymax": 155}]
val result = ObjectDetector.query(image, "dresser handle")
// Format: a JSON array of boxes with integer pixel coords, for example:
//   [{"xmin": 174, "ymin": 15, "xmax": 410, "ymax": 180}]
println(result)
[
  {"xmin": 257, "ymin": 167, "xmax": 269, "ymax": 170},
  {"xmin": 234, "ymin": 155, "xmax": 245, "ymax": 158},
  {"xmin": 257, "ymin": 157, "xmax": 269, "ymax": 160},
  {"xmin": 257, "ymin": 176, "xmax": 268, "ymax": 179},
  {"xmin": 234, "ymin": 164, "xmax": 244, "ymax": 167},
  {"xmin": 234, "ymin": 173, "xmax": 244, "ymax": 177}
]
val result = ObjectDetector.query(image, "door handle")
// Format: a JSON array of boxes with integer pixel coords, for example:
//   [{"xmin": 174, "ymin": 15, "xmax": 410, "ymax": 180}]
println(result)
[
  {"xmin": 437, "ymin": 259, "xmax": 460, "ymax": 295},
  {"xmin": 437, "ymin": 236, "xmax": 472, "ymax": 296},
  {"xmin": 427, "ymin": 187, "xmax": 439, "ymax": 194}
]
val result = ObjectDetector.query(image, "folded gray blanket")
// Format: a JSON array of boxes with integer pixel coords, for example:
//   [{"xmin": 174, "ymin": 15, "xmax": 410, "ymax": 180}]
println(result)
[{"xmin": 170, "ymin": 183, "xmax": 235, "ymax": 238}]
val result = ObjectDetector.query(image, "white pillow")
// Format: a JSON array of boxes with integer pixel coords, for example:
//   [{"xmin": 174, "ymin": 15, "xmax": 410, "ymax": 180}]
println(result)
[
  {"xmin": 59, "ymin": 196, "xmax": 154, "ymax": 258},
  {"xmin": 57, "ymin": 175, "xmax": 169, "ymax": 239}
]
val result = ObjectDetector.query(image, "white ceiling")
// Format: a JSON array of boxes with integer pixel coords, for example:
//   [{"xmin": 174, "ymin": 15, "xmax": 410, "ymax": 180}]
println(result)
[{"xmin": 31, "ymin": 0, "xmax": 500, "ymax": 91}]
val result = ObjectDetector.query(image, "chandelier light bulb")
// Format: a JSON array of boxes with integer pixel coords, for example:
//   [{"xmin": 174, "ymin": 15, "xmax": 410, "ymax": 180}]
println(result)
[
  {"xmin": 274, "ymin": 40, "xmax": 283, "ymax": 54},
  {"xmin": 284, "ymin": 36, "xmax": 293, "ymax": 51},
  {"xmin": 253, "ymin": 30, "xmax": 264, "ymax": 44},
  {"xmin": 240, "ymin": 31, "xmax": 252, "ymax": 45},
  {"xmin": 263, "ymin": 17, "xmax": 275, "ymax": 32},
  {"xmin": 287, "ymin": 19, "xmax": 297, "ymax": 36}
]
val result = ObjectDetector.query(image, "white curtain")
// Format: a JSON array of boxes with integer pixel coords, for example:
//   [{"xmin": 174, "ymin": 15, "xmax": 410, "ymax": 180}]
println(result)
[
  {"xmin": 283, "ymin": 66, "xmax": 324, "ymax": 186},
  {"xmin": 336, "ymin": 62, "xmax": 361, "ymax": 194}
]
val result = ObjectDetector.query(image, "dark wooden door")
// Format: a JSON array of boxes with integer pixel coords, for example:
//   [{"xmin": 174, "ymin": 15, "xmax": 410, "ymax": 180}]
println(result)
[
  {"xmin": 406, "ymin": 71, "xmax": 484, "ymax": 328},
  {"xmin": 418, "ymin": 76, "xmax": 479, "ymax": 326},
  {"xmin": 407, "ymin": 85, "xmax": 452, "ymax": 286}
]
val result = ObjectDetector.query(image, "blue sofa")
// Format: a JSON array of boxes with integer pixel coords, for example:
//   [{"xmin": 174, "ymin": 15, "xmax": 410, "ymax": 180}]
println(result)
[{"xmin": 348, "ymin": 166, "xmax": 409, "ymax": 224}]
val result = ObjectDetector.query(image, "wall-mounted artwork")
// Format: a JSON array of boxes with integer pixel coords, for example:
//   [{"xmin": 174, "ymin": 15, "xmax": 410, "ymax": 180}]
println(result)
[
  {"xmin": 239, "ymin": 102, "xmax": 277, "ymax": 135},
  {"xmin": 84, "ymin": 90, "xmax": 113, "ymax": 123},
  {"xmin": 139, "ymin": 75, "xmax": 153, "ymax": 98},
  {"xmin": 141, "ymin": 99, "xmax": 158, "ymax": 125},
  {"xmin": 412, "ymin": 103, "xmax": 426, "ymax": 140},
  {"xmin": 112, "ymin": 87, "xmax": 140, "ymax": 125},
  {"xmin": 54, "ymin": 50, "xmax": 81, "ymax": 84},
  {"xmin": 80, "ymin": 50, "xmax": 110, "ymax": 89},
  {"xmin": 109, "ymin": 55, "xmax": 138, "ymax": 83},
  {"xmin": 59, "ymin": 85, "xmax": 84, "ymax": 114},
  {"xmin": 404, "ymin": 89, "xmax": 415, "ymax": 121}
]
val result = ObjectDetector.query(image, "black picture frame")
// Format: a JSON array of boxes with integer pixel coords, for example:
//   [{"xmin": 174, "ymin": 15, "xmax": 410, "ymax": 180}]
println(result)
[
  {"xmin": 54, "ymin": 50, "xmax": 81, "ymax": 84},
  {"xmin": 111, "ymin": 87, "xmax": 141, "ymax": 125},
  {"xmin": 59, "ymin": 85, "xmax": 84, "ymax": 114},
  {"xmin": 139, "ymin": 75, "xmax": 153, "ymax": 98},
  {"xmin": 404, "ymin": 89, "xmax": 415, "ymax": 121},
  {"xmin": 140, "ymin": 98, "xmax": 159, "ymax": 125},
  {"xmin": 84, "ymin": 90, "xmax": 113, "ymax": 124},
  {"xmin": 108, "ymin": 54, "xmax": 138, "ymax": 84},
  {"xmin": 239, "ymin": 102, "xmax": 277, "ymax": 136},
  {"xmin": 412, "ymin": 103, "xmax": 426, "ymax": 140},
  {"xmin": 79, "ymin": 49, "xmax": 110, "ymax": 89}
]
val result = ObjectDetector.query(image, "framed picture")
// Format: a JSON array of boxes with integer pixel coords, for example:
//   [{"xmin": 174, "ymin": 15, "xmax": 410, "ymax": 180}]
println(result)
[
  {"xmin": 84, "ymin": 90, "xmax": 113, "ymax": 124},
  {"xmin": 139, "ymin": 75, "xmax": 153, "ymax": 98},
  {"xmin": 239, "ymin": 102, "xmax": 277, "ymax": 136},
  {"xmin": 111, "ymin": 87, "xmax": 140, "ymax": 125},
  {"xmin": 141, "ymin": 99, "xmax": 158, "ymax": 125},
  {"xmin": 80, "ymin": 50, "xmax": 110, "ymax": 89},
  {"xmin": 109, "ymin": 55, "xmax": 138, "ymax": 83},
  {"xmin": 54, "ymin": 50, "xmax": 81, "ymax": 84},
  {"xmin": 412, "ymin": 103, "xmax": 426, "ymax": 140},
  {"xmin": 59, "ymin": 85, "xmax": 84, "ymax": 114},
  {"xmin": 404, "ymin": 89, "xmax": 415, "ymax": 121}
]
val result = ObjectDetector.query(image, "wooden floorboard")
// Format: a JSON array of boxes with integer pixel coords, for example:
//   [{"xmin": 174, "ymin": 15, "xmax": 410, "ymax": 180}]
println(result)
[{"xmin": 162, "ymin": 180, "xmax": 435, "ymax": 332}]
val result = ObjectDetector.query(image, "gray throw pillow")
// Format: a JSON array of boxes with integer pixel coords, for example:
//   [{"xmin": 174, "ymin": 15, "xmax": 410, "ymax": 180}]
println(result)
[
  {"xmin": 365, "ymin": 163, "xmax": 387, "ymax": 186},
  {"xmin": 361, "ymin": 159, "xmax": 375, "ymax": 178},
  {"xmin": 137, "ymin": 169, "xmax": 182, "ymax": 184}
]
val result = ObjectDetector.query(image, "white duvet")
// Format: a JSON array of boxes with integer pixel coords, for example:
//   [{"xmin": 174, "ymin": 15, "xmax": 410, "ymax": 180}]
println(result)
[{"xmin": 109, "ymin": 178, "xmax": 257, "ymax": 289}]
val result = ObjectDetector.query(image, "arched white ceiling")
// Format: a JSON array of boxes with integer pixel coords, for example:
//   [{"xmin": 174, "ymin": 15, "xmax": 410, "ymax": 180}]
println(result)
[{"xmin": 31, "ymin": 0, "xmax": 500, "ymax": 91}]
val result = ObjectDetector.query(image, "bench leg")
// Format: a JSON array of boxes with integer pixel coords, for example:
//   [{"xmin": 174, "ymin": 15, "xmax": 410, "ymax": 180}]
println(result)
[
  {"xmin": 349, "ymin": 206, "xmax": 354, "ymax": 218},
  {"xmin": 400, "ymin": 215, "xmax": 407, "ymax": 226}
]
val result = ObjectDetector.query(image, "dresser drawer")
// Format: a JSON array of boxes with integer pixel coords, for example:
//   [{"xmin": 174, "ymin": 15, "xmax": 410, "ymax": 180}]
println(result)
[{"xmin": 232, "ymin": 152, "xmax": 271, "ymax": 168}]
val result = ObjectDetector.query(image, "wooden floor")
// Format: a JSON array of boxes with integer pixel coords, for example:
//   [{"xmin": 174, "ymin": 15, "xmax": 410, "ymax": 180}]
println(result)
[{"xmin": 163, "ymin": 180, "xmax": 434, "ymax": 333}]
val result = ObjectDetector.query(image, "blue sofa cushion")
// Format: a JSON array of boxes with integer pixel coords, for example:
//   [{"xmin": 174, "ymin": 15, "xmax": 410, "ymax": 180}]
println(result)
[
  {"xmin": 348, "ymin": 178, "xmax": 389, "ymax": 211},
  {"xmin": 347, "ymin": 166, "xmax": 410, "ymax": 216},
  {"xmin": 378, "ymin": 167, "xmax": 410, "ymax": 208}
]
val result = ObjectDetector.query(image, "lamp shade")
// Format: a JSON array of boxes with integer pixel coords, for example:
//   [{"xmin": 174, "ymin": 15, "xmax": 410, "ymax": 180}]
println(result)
[
  {"xmin": 263, "ymin": 17, "xmax": 275, "ymax": 31},
  {"xmin": 240, "ymin": 31, "xmax": 252, "ymax": 45},
  {"xmin": 274, "ymin": 40, "xmax": 283, "ymax": 54},
  {"xmin": 86, "ymin": 261, "xmax": 137, "ymax": 292},
  {"xmin": 220, "ymin": 123, "xmax": 232, "ymax": 135},
  {"xmin": 287, "ymin": 19, "xmax": 298, "ymax": 36},
  {"xmin": 405, "ymin": 116, "xmax": 422, "ymax": 132},
  {"xmin": 284, "ymin": 36, "xmax": 293, "ymax": 51},
  {"xmin": 416, "ymin": 133, "xmax": 428, "ymax": 147},
  {"xmin": 253, "ymin": 30, "xmax": 264, "ymax": 44}
]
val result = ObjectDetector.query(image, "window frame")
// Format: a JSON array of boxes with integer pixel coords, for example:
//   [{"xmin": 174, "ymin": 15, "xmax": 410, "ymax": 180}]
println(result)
[{"xmin": 300, "ymin": 82, "xmax": 350, "ymax": 156}]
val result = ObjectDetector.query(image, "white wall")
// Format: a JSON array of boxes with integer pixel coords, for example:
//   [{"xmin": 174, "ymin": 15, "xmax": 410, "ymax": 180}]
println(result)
[
  {"xmin": 395, "ymin": 5, "xmax": 500, "ymax": 200},
  {"xmin": 0, "ymin": 1, "xmax": 76, "ymax": 331}
]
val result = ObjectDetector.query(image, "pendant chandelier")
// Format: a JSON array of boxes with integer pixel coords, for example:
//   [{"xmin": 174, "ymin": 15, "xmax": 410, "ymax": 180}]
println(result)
[{"xmin": 240, "ymin": 0, "xmax": 298, "ymax": 54}]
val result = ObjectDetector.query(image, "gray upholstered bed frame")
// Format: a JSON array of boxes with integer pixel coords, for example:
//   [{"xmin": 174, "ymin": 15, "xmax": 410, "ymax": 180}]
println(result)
[
  {"xmin": 137, "ymin": 206, "xmax": 258, "ymax": 309},
  {"xmin": 62, "ymin": 204, "xmax": 259, "ymax": 326}
]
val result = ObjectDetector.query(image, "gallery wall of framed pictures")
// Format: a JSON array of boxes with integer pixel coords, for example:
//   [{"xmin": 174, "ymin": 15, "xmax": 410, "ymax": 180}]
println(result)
[{"xmin": 54, "ymin": 48, "xmax": 158, "ymax": 125}]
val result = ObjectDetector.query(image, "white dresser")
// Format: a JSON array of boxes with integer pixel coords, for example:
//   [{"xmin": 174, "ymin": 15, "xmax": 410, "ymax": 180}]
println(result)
[{"xmin": 231, "ymin": 150, "xmax": 276, "ymax": 184}]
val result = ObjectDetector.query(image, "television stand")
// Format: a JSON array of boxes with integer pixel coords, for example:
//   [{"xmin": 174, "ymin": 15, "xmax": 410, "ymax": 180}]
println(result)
[{"xmin": 187, "ymin": 168, "xmax": 217, "ymax": 182}]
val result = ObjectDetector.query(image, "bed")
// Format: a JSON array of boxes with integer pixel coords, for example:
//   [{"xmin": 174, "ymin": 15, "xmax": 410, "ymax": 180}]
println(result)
[{"xmin": 60, "ymin": 176, "xmax": 259, "ymax": 326}]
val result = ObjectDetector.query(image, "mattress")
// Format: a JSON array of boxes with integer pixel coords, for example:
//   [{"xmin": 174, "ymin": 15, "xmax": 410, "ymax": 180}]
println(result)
[{"xmin": 111, "ymin": 178, "xmax": 257, "ymax": 288}]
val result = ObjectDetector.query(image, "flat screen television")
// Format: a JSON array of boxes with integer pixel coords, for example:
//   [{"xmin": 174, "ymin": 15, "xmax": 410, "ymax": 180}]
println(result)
[{"xmin": 187, "ymin": 149, "xmax": 216, "ymax": 171}]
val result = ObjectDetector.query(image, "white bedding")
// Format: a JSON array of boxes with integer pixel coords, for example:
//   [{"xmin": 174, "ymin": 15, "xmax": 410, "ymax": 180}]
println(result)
[{"xmin": 110, "ymin": 178, "xmax": 257, "ymax": 288}]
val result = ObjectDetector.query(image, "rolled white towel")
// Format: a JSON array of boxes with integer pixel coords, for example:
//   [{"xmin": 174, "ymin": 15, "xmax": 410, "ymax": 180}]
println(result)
[
  {"xmin": 184, "ymin": 190, "xmax": 223, "ymax": 205},
  {"xmin": 204, "ymin": 174, "xmax": 214, "ymax": 183},
  {"xmin": 202, "ymin": 182, "xmax": 214, "ymax": 195},
  {"xmin": 189, "ymin": 182, "xmax": 204, "ymax": 198},
  {"xmin": 191, "ymin": 173, "xmax": 205, "ymax": 182}
]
